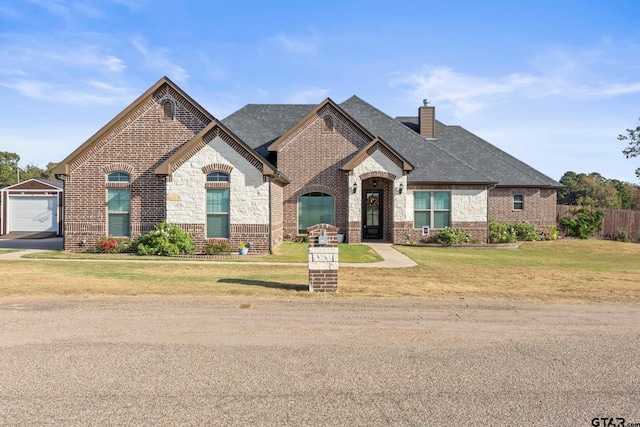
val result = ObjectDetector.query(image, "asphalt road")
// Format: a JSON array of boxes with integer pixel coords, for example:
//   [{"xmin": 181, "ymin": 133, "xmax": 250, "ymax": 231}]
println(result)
[{"xmin": 0, "ymin": 297, "xmax": 638, "ymax": 426}]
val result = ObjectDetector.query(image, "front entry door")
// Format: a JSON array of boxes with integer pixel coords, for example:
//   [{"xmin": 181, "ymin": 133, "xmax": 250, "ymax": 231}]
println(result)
[{"xmin": 362, "ymin": 190, "xmax": 383, "ymax": 239}]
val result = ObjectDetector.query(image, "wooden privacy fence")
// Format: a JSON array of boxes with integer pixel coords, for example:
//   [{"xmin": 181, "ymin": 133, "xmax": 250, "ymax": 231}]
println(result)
[{"xmin": 557, "ymin": 205, "xmax": 640, "ymax": 240}]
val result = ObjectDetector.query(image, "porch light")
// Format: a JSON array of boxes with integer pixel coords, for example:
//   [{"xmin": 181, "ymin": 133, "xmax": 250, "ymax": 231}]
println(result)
[
  {"xmin": 399, "ymin": 183, "xmax": 404, "ymax": 194},
  {"xmin": 352, "ymin": 182, "xmax": 357, "ymax": 194},
  {"xmin": 372, "ymin": 179, "xmax": 377, "ymax": 188}
]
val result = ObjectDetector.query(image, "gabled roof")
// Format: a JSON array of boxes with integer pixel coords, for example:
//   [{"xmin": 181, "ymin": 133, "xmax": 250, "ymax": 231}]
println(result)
[
  {"xmin": 340, "ymin": 96, "xmax": 496, "ymax": 184},
  {"xmin": 342, "ymin": 137, "xmax": 414, "ymax": 172},
  {"xmin": 396, "ymin": 116, "xmax": 562, "ymax": 188},
  {"xmin": 52, "ymin": 76, "xmax": 214, "ymax": 176},
  {"xmin": 155, "ymin": 119, "xmax": 289, "ymax": 184},
  {"xmin": 267, "ymin": 98, "xmax": 375, "ymax": 152},
  {"xmin": 1, "ymin": 178, "xmax": 63, "ymax": 191},
  {"xmin": 221, "ymin": 104, "xmax": 315, "ymax": 165}
]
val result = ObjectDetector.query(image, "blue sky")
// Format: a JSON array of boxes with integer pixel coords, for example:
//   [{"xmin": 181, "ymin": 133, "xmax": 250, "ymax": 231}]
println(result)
[{"xmin": 1, "ymin": 0, "xmax": 639, "ymax": 183}]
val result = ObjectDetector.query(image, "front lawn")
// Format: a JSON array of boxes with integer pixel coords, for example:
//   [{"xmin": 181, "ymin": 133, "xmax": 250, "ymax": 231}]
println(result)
[{"xmin": 3, "ymin": 239, "xmax": 639, "ymax": 302}]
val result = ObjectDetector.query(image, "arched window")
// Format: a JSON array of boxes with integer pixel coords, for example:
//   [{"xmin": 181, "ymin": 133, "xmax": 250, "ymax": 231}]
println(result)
[
  {"xmin": 107, "ymin": 172, "xmax": 130, "ymax": 182},
  {"xmin": 206, "ymin": 172, "xmax": 229, "ymax": 182},
  {"xmin": 298, "ymin": 192, "xmax": 334, "ymax": 234},
  {"xmin": 322, "ymin": 115, "xmax": 334, "ymax": 132},
  {"xmin": 163, "ymin": 101, "xmax": 173, "ymax": 119}
]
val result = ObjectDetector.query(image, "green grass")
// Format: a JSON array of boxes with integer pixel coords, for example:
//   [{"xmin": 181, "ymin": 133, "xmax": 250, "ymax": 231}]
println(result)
[
  {"xmin": 0, "ymin": 250, "xmax": 19, "ymax": 255},
  {"xmin": 4, "ymin": 239, "xmax": 640, "ymax": 302},
  {"xmin": 22, "ymin": 243, "xmax": 382, "ymax": 263}
]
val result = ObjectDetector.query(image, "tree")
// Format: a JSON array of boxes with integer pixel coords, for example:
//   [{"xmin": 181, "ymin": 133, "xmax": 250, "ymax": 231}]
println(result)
[
  {"xmin": 558, "ymin": 171, "xmax": 640, "ymax": 210},
  {"xmin": 0, "ymin": 151, "xmax": 20, "ymax": 189},
  {"xmin": 619, "ymin": 118, "xmax": 640, "ymax": 179}
]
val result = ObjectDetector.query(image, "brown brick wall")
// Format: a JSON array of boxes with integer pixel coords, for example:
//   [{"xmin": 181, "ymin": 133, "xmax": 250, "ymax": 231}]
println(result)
[
  {"xmin": 489, "ymin": 187, "xmax": 557, "ymax": 228},
  {"xmin": 277, "ymin": 104, "xmax": 370, "ymax": 237},
  {"xmin": 63, "ymin": 84, "xmax": 210, "ymax": 251}
]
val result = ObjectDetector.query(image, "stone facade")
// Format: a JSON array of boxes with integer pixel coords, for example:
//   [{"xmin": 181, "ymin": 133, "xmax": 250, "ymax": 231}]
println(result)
[
  {"xmin": 54, "ymin": 77, "xmax": 559, "ymax": 254},
  {"xmin": 61, "ymin": 84, "xmax": 209, "ymax": 251},
  {"xmin": 307, "ymin": 224, "xmax": 339, "ymax": 293}
]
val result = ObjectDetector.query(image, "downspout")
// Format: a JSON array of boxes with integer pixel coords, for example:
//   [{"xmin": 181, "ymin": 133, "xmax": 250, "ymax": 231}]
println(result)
[{"xmin": 268, "ymin": 177, "xmax": 273, "ymax": 254}]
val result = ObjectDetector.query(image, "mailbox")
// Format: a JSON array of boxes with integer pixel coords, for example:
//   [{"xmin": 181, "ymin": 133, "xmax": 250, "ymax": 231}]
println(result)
[{"xmin": 317, "ymin": 230, "xmax": 328, "ymax": 245}]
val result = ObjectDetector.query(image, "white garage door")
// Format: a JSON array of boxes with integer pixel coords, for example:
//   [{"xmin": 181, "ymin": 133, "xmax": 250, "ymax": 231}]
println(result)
[{"xmin": 8, "ymin": 196, "xmax": 58, "ymax": 232}]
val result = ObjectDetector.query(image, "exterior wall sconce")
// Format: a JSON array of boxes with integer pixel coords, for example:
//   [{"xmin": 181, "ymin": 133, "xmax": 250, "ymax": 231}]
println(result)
[
  {"xmin": 352, "ymin": 182, "xmax": 357, "ymax": 193},
  {"xmin": 399, "ymin": 183, "xmax": 404, "ymax": 194},
  {"xmin": 372, "ymin": 179, "xmax": 377, "ymax": 188}
]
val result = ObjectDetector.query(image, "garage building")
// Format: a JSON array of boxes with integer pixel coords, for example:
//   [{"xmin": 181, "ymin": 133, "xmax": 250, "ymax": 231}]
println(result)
[{"xmin": 1, "ymin": 179, "xmax": 63, "ymax": 236}]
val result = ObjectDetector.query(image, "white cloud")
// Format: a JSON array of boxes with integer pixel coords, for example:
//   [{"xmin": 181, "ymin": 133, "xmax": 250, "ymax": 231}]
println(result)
[
  {"xmin": 0, "ymin": 79, "xmax": 133, "ymax": 105},
  {"xmin": 286, "ymin": 87, "xmax": 329, "ymax": 104},
  {"xmin": 132, "ymin": 37, "xmax": 189, "ymax": 82},
  {"xmin": 269, "ymin": 31, "xmax": 320, "ymax": 56},
  {"xmin": 391, "ymin": 40, "xmax": 640, "ymax": 118}
]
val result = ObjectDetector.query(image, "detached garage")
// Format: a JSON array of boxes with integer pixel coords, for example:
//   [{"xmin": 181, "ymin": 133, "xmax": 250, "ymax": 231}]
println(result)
[{"xmin": 1, "ymin": 179, "xmax": 63, "ymax": 236}]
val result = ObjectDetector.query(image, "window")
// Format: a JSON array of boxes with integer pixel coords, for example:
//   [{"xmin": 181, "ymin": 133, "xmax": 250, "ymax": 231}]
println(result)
[
  {"xmin": 414, "ymin": 191, "xmax": 450, "ymax": 228},
  {"xmin": 207, "ymin": 189, "xmax": 229, "ymax": 238},
  {"xmin": 163, "ymin": 101, "xmax": 173, "ymax": 119},
  {"xmin": 107, "ymin": 189, "xmax": 130, "ymax": 236},
  {"xmin": 322, "ymin": 115, "xmax": 334, "ymax": 132},
  {"xmin": 513, "ymin": 194, "xmax": 524, "ymax": 210},
  {"xmin": 206, "ymin": 172, "xmax": 229, "ymax": 182},
  {"xmin": 107, "ymin": 172, "xmax": 130, "ymax": 182},
  {"xmin": 298, "ymin": 192, "xmax": 334, "ymax": 234}
]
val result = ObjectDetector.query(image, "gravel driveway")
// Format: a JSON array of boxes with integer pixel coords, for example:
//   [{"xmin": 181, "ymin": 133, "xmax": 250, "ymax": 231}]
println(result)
[{"xmin": 1, "ymin": 297, "xmax": 638, "ymax": 426}]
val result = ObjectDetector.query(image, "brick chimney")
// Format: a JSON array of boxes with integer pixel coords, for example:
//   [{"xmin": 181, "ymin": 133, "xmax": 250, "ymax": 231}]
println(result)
[{"xmin": 418, "ymin": 99, "xmax": 435, "ymax": 139}]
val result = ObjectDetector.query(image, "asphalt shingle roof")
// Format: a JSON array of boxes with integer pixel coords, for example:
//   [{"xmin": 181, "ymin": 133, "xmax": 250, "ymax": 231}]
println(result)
[
  {"xmin": 221, "ymin": 96, "xmax": 561, "ymax": 187},
  {"xmin": 395, "ymin": 116, "xmax": 562, "ymax": 187}
]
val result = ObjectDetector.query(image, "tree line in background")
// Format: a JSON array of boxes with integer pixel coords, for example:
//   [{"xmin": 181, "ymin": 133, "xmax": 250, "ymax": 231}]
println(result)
[
  {"xmin": 0, "ymin": 151, "xmax": 57, "ymax": 190},
  {"xmin": 558, "ymin": 171, "xmax": 640, "ymax": 210}
]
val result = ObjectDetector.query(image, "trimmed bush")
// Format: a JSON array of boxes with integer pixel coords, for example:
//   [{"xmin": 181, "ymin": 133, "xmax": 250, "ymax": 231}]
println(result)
[
  {"xmin": 132, "ymin": 221, "xmax": 195, "ymax": 256},
  {"xmin": 513, "ymin": 222, "xmax": 542, "ymax": 241},
  {"xmin": 488, "ymin": 220, "xmax": 517, "ymax": 244},
  {"xmin": 435, "ymin": 227, "xmax": 471, "ymax": 245}
]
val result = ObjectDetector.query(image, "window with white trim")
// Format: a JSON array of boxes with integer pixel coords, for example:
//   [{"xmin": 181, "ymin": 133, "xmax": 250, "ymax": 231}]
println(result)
[
  {"xmin": 414, "ymin": 191, "xmax": 450, "ymax": 228},
  {"xmin": 206, "ymin": 172, "xmax": 229, "ymax": 182},
  {"xmin": 513, "ymin": 194, "xmax": 524, "ymax": 210}
]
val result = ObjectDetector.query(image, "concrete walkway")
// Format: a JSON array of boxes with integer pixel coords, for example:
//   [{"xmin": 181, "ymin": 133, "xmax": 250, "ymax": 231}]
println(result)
[{"xmin": 0, "ymin": 242, "xmax": 417, "ymax": 268}]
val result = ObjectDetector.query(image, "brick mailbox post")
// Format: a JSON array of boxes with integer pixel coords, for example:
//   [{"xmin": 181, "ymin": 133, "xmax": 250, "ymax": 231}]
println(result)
[{"xmin": 307, "ymin": 224, "xmax": 339, "ymax": 293}]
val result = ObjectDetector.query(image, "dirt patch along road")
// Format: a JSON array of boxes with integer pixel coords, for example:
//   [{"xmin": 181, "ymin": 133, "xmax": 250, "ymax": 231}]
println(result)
[{"xmin": 1, "ymin": 296, "xmax": 638, "ymax": 426}]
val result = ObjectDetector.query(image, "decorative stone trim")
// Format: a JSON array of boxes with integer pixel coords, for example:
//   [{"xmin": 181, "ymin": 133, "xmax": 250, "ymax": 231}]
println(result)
[
  {"xmin": 359, "ymin": 171, "xmax": 397, "ymax": 181},
  {"xmin": 102, "ymin": 163, "xmax": 135, "ymax": 175},
  {"xmin": 205, "ymin": 182, "xmax": 230, "ymax": 189},
  {"xmin": 106, "ymin": 182, "xmax": 130, "ymax": 188},
  {"xmin": 202, "ymin": 163, "xmax": 233, "ymax": 175},
  {"xmin": 292, "ymin": 184, "xmax": 337, "ymax": 200}
]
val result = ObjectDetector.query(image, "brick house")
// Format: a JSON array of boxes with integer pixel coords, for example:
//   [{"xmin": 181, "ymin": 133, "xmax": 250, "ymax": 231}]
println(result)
[{"xmin": 52, "ymin": 77, "xmax": 561, "ymax": 252}]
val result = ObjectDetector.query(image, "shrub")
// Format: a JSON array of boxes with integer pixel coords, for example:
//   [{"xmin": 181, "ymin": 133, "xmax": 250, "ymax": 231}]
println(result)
[
  {"xmin": 543, "ymin": 225, "xmax": 559, "ymax": 240},
  {"xmin": 205, "ymin": 240, "xmax": 232, "ymax": 255},
  {"xmin": 132, "ymin": 221, "xmax": 195, "ymax": 256},
  {"xmin": 94, "ymin": 236, "xmax": 130, "ymax": 253},
  {"xmin": 435, "ymin": 227, "xmax": 471, "ymax": 245},
  {"xmin": 512, "ymin": 222, "xmax": 542, "ymax": 241},
  {"xmin": 488, "ymin": 220, "xmax": 517, "ymax": 244},
  {"xmin": 615, "ymin": 229, "xmax": 632, "ymax": 243},
  {"xmin": 559, "ymin": 208, "xmax": 605, "ymax": 239}
]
